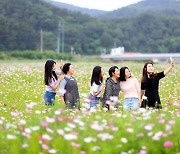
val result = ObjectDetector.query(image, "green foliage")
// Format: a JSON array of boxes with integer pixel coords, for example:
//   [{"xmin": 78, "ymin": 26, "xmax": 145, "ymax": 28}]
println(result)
[
  {"xmin": 0, "ymin": 0, "xmax": 180, "ymax": 54},
  {"xmin": 0, "ymin": 51, "xmax": 73, "ymax": 60}
]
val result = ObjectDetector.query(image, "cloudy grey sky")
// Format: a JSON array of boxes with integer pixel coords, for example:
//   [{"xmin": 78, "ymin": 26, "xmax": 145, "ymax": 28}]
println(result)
[{"xmin": 53, "ymin": 0, "xmax": 142, "ymax": 11}]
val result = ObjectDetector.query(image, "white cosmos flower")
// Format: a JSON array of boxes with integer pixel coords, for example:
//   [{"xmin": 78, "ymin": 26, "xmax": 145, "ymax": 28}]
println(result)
[
  {"xmin": 7, "ymin": 134, "xmax": 16, "ymax": 140},
  {"xmin": 24, "ymin": 128, "xmax": 32, "ymax": 134},
  {"xmin": 22, "ymin": 143, "xmax": 28, "ymax": 148},
  {"xmin": 126, "ymin": 128, "xmax": 134, "ymax": 133},
  {"xmin": 0, "ymin": 120, "xmax": 3, "ymax": 124},
  {"xmin": 54, "ymin": 110, "xmax": 61, "ymax": 115},
  {"xmin": 144, "ymin": 124, "xmax": 154, "ymax": 130},
  {"xmin": 121, "ymin": 137, "xmax": 128, "ymax": 143},
  {"xmin": 57, "ymin": 129, "xmax": 65, "ymax": 136},
  {"xmin": 64, "ymin": 134, "xmax": 77, "ymax": 140},
  {"xmin": 48, "ymin": 149, "xmax": 57, "ymax": 154},
  {"xmin": 30, "ymin": 126, "xmax": 40, "ymax": 131},
  {"xmin": 84, "ymin": 137, "xmax": 93, "ymax": 143},
  {"xmin": 92, "ymin": 146, "xmax": 101, "ymax": 151},
  {"xmin": 42, "ymin": 134, "xmax": 52, "ymax": 141},
  {"xmin": 46, "ymin": 117, "xmax": 55, "ymax": 123},
  {"xmin": 67, "ymin": 123, "xmax": 76, "ymax": 129},
  {"xmin": 19, "ymin": 119, "xmax": 26, "ymax": 125},
  {"xmin": 35, "ymin": 110, "xmax": 41, "ymax": 114}
]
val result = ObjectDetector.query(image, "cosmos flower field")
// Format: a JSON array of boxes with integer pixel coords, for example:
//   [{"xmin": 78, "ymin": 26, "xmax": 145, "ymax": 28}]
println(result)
[{"xmin": 0, "ymin": 61, "xmax": 179, "ymax": 154}]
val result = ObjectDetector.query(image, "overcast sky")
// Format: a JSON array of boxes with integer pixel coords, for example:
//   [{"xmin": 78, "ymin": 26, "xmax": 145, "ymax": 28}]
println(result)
[{"xmin": 53, "ymin": 0, "xmax": 143, "ymax": 11}]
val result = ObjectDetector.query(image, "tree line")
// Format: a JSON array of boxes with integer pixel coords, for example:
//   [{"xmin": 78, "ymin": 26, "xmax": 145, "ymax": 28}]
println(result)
[{"xmin": 0, "ymin": 0, "xmax": 179, "ymax": 54}]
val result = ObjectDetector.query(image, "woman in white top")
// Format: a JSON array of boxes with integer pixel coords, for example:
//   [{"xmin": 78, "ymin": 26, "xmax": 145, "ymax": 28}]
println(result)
[
  {"xmin": 44, "ymin": 60, "xmax": 64, "ymax": 105},
  {"xmin": 88, "ymin": 66, "xmax": 104, "ymax": 108},
  {"xmin": 120, "ymin": 66, "xmax": 141, "ymax": 111}
]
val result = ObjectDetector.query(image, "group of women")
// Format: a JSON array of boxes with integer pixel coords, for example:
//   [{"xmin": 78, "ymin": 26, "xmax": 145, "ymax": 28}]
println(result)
[{"xmin": 44, "ymin": 58, "xmax": 174, "ymax": 111}]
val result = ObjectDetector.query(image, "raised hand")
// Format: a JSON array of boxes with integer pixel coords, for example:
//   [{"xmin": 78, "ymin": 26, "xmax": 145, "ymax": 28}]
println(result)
[
  {"xmin": 170, "ymin": 57, "xmax": 174, "ymax": 67},
  {"xmin": 60, "ymin": 59, "xmax": 64, "ymax": 70}
]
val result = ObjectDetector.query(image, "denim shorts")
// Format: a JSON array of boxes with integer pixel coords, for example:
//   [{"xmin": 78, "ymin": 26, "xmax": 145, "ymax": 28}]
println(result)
[
  {"xmin": 44, "ymin": 91, "xmax": 56, "ymax": 106},
  {"xmin": 123, "ymin": 97, "xmax": 139, "ymax": 111},
  {"xmin": 88, "ymin": 93, "xmax": 100, "ymax": 108}
]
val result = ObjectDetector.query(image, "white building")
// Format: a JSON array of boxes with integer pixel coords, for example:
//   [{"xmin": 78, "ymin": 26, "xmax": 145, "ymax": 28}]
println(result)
[{"xmin": 110, "ymin": 47, "xmax": 124, "ymax": 55}]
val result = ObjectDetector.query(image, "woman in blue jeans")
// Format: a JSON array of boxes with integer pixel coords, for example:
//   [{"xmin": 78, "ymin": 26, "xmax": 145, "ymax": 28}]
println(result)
[
  {"xmin": 44, "ymin": 60, "xmax": 64, "ymax": 105},
  {"xmin": 88, "ymin": 66, "xmax": 104, "ymax": 108},
  {"xmin": 120, "ymin": 67, "xmax": 141, "ymax": 111}
]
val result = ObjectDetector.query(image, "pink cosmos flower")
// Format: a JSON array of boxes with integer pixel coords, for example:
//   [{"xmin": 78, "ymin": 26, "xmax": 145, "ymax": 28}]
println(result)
[
  {"xmin": 46, "ymin": 117, "xmax": 55, "ymax": 123},
  {"xmin": 42, "ymin": 144, "xmax": 49, "ymax": 150},
  {"xmin": 166, "ymin": 101, "xmax": 172, "ymax": 106},
  {"xmin": 162, "ymin": 133, "xmax": 168, "ymax": 137},
  {"xmin": 22, "ymin": 132, "xmax": 31, "ymax": 138},
  {"xmin": 108, "ymin": 125, "xmax": 118, "ymax": 131},
  {"xmin": 168, "ymin": 120, "xmax": 175, "ymax": 125},
  {"xmin": 176, "ymin": 111, "xmax": 180, "ymax": 115},
  {"xmin": 41, "ymin": 122, "xmax": 48, "ymax": 127},
  {"xmin": 46, "ymin": 127, "xmax": 54, "ymax": 134},
  {"xmin": 38, "ymin": 136, "xmax": 47, "ymax": 142},
  {"xmin": 98, "ymin": 133, "xmax": 114, "ymax": 141},
  {"xmin": 65, "ymin": 117, "xmax": 73, "ymax": 121},
  {"xmin": 158, "ymin": 119, "xmax": 165, "ymax": 124},
  {"xmin": 91, "ymin": 123, "xmax": 104, "ymax": 131},
  {"xmin": 71, "ymin": 142, "xmax": 80, "ymax": 147},
  {"xmin": 126, "ymin": 128, "xmax": 134, "ymax": 133},
  {"xmin": 18, "ymin": 125, "xmax": 24, "ymax": 132},
  {"xmin": 138, "ymin": 149, "xmax": 146, "ymax": 154},
  {"xmin": 10, "ymin": 112, "xmax": 19, "ymax": 117},
  {"xmin": 173, "ymin": 102, "xmax": 180, "ymax": 107},
  {"xmin": 165, "ymin": 124, "xmax": 171, "ymax": 131},
  {"xmin": 144, "ymin": 124, "xmax": 154, "ymax": 131},
  {"xmin": 57, "ymin": 117, "xmax": 64, "ymax": 122},
  {"xmin": 163, "ymin": 141, "xmax": 173, "ymax": 148}
]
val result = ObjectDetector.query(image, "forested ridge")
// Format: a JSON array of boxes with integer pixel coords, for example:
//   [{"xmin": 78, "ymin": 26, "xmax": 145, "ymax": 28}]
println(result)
[{"xmin": 0, "ymin": 0, "xmax": 179, "ymax": 54}]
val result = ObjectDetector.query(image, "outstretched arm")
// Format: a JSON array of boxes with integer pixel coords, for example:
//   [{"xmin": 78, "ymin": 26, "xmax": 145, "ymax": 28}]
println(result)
[{"xmin": 164, "ymin": 57, "xmax": 175, "ymax": 76}]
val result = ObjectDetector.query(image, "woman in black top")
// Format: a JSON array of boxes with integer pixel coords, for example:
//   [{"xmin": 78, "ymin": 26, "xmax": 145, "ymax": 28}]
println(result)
[{"xmin": 141, "ymin": 58, "xmax": 174, "ymax": 108}]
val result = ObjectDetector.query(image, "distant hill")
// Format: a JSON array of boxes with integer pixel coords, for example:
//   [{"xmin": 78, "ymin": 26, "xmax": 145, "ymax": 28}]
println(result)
[
  {"xmin": 42, "ymin": 0, "xmax": 107, "ymax": 17},
  {"xmin": 102, "ymin": 0, "xmax": 180, "ymax": 18},
  {"xmin": 0, "ymin": 0, "xmax": 180, "ymax": 54}
]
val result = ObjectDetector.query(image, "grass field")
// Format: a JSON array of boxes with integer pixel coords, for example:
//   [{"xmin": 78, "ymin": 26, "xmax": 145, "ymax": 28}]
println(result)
[{"xmin": 0, "ymin": 60, "xmax": 179, "ymax": 154}]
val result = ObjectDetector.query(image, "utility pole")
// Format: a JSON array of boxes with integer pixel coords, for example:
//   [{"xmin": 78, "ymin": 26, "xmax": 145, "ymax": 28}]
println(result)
[
  {"xmin": 114, "ymin": 42, "xmax": 116, "ymax": 48},
  {"xmin": 61, "ymin": 21, "xmax": 64, "ymax": 53},
  {"xmin": 57, "ymin": 21, "xmax": 61, "ymax": 53},
  {"xmin": 40, "ymin": 29, "xmax": 43, "ymax": 53}
]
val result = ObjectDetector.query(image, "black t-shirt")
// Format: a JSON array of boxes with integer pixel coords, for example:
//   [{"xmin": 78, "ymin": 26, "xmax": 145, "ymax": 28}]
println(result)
[{"xmin": 141, "ymin": 72, "xmax": 165, "ymax": 91}]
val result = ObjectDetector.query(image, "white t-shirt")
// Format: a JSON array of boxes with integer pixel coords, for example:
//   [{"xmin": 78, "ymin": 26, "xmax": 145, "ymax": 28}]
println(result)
[
  {"xmin": 46, "ymin": 70, "xmax": 61, "ymax": 93},
  {"xmin": 90, "ymin": 82, "xmax": 102, "ymax": 98}
]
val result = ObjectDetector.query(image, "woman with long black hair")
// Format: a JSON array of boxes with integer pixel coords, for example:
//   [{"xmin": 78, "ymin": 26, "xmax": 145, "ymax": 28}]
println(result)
[
  {"xmin": 44, "ymin": 60, "xmax": 64, "ymax": 105},
  {"xmin": 88, "ymin": 66, "xmax": 104, "ymax": 108},
  {"xmin": 141, "ymin": 58, "xmax": 174, "ymax": 109},
  {"xmin": 120, "ymin": 67, "xmax": 141, "ymax": 111}
]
